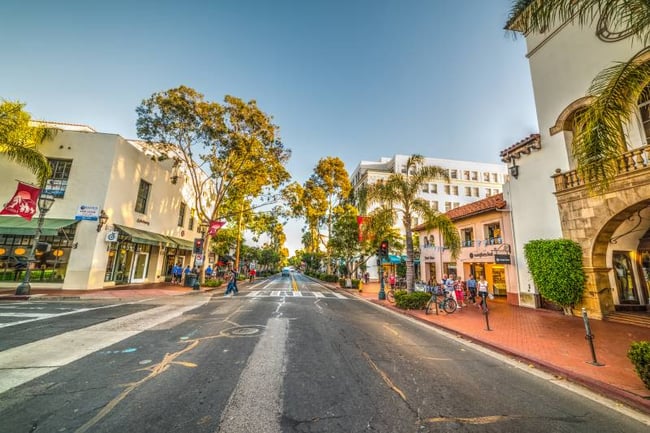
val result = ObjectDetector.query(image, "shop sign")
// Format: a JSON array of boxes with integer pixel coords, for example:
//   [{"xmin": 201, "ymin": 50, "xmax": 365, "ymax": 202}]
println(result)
[
  {"xmin": 105, "ymin": 231, "xmax": 119, "ymax": 242},
  {"xmin": 494, "ymin": 254, "xmax": 511, "ymax": 264},
  {"xmin": 469, "ymin": 251, "xmax": 494, "ymax": 259},
  {"xmin": 75, "ymin": 205, "xmax": 100, "ymax": 221}
]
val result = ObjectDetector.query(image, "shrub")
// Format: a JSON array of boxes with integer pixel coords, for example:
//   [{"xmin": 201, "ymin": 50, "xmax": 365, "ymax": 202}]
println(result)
[
  {"xmin": 394, "ymin": 291, "xmax": 430, "ymax": 310},
  {"xmin": 628, "ymin": 341, "xmax": 650, "ymax": 390},
  {"xmin": 204, "ymin": 279, "xmax": 223, "ymax": 287},
  {"xmin": 523, "ymin": 239, "xmax": 586, "ymax": 314}
]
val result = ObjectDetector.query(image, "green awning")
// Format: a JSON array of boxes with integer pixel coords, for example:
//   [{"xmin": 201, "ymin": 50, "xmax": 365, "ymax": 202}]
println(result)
[
  {"xmin": 114, "ymin": 224, "xmax": 174, "ymax": 247},
  {"xmin": 382, "ymin": 254, "xmax": 402, "ymax": 264},
  {"xmin": 165, "ymin": 235, "xmax": 194, "ymax": 251},
  {"xmin": 0, "ymin": 216, "xmax": 78, "ymax": 236}
]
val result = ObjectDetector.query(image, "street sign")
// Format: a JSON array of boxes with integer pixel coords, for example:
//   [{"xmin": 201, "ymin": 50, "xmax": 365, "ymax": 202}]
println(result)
[{"xmin": 494, "ymin": 254, "xmax": 511, "ymax": 264}]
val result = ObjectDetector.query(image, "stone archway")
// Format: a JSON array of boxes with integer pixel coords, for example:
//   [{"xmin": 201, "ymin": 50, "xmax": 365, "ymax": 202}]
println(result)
[{"xmin": 555, "ymin": 171, "xmax": 650, "ymax": 318}]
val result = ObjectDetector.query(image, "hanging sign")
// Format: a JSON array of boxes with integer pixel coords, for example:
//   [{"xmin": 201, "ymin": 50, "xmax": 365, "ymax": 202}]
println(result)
[
  {"xmin": 0, "ymin": 182, "xmax": 41, "ymax": 220},
  {"xmin": 494, "ymin": 254, "xmax": 511, "ymax": 264},
  {"xmin": 105, "ymin": 231, "xmax": 119, "ymax": 242}
]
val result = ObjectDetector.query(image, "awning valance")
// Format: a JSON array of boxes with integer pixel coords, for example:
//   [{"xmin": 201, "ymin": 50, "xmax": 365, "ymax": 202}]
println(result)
[
  {"xmin": 164, "ymin": 235, "xmax": 194, "ymax": 251},
  {"xmin": 114, "ymin": 224, "xmax": 174, "ymax": 247},
  {"xmin": 0, "ymin": 216, "xmax": 78, "ymax": 236}
]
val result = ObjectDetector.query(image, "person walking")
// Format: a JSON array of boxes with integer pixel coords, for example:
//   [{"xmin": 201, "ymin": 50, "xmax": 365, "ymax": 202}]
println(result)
[
  {"xmin": 477, "ymin": 275, "xmax": 489, "ymax": 312},
  {"xmin": 205, "ymin": 265, "xmax": 213, "ymax": 280},
  {"xmin": 454, "ymin": 276, "xmax": 466, "ymax": 308},
  {"xmin": 249, "ymin": 267, "xmax": 256, "ymax": 282},
  {"xmin": 172, "ymin": 262, "xmax": 182, "ymax": 284},
  {"xmin": 225, "ymin": 267, "xmax": 239, "ymax": 296},
  {"xmin": 444, "ymin": 274, "xmax": 456, "ymax": 301},
  {"xmin": 389, "ymin": 273, "xmax": 396, "ymax": 290},
  {"xmin": 466, "ymin": 274, "xmax": 477, "ymax": 304}
]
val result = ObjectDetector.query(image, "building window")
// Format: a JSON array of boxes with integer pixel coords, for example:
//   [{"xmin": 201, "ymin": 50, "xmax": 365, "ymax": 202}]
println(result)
[
  {"xmin": 178, "ymin": 202, "xmax": 186, "ymax": 227},
  {"xmin": 43, "ymin": 158, "xmax": 73, "ymax": 198},
  {"xmin": 461, "ymin": 227, "xmax": 474, "ymax": 247},
  {"xmin": 422, "ymin": 184, "xmax": 429, "ymax": 193},
  {"xmin": 491, "ymin": 173, "xmax": 498, "ymax": 183},
  {"xmin": 444, "ymin": 201, "xmax": 452, "ymax": 212},
  {"xmin": 453, "ymin": 202, "xmax": 460, "ymax": 208},
  {"xmin": 451, "ymin": 185, "xmax": 458, "ymax": 195},
  {"xmin": 463, "ymin": 170, "xmax": 470, "ymax": 180},
  {"xmin": 484, "ymin": 222, "xmax": 502, "ymax": 245},
  {"xmin": 188, "ymin": 209, "xmax": 195, "ymax": 231},
  {"xmin": 485, "ymin": 188, "xmax": 491, "ymax": 197},
  {"xmin": 639, "ymin": 86, "xmax": 650, "ymax": 144},
  {"xmin": 430, "ymin": 200, "xmax": 438, "ymax": 211},
  {"xmin": 471, "ymin": 171, "xmax": 478, "ymax": 181},
  {"xmin": 431, "ymin": 184, "xmax": 437, "ymax": 194},
  {"xmin": 473, "ymin": 187, "xmax": 479, "ymax": 197},
  {"xmin": 465, "ymin": 186, "xmax": 472, "ymax": 196},
  {"xmin": 483, "ymin": 172, "xmax": 490, "ymax": 182},
  {"xmin": 135, "ymin": 180, "xmax": 151, "ymax": 214},
  {"xmin": 449, "ymin": 169, "xmax": 458, "ymax": 179},
  {"xmin": 444, "ymin": 185, "xmax": 451, "ymax": 195}
]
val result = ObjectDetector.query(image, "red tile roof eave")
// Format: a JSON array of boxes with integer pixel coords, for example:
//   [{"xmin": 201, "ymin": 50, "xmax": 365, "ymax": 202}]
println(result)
[
  {"xmin": 413, "ymin": 193, "xmax": 507, "ymax": 232},
  {"xmin": 499, "ymin": 133, "xmax": 541, "ymax": 162}
]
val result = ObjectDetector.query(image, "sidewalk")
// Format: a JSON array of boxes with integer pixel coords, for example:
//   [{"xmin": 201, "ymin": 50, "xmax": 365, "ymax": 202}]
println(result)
[{"xmin": 351, "ymin": 281, "xmax": 650, "ymax": 415}]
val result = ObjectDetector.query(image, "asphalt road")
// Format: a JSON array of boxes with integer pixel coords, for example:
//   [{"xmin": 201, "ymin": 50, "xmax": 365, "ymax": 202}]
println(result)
[{"xmin": 0, "ymin": 273, "xmax": 647, "ymax": 432}]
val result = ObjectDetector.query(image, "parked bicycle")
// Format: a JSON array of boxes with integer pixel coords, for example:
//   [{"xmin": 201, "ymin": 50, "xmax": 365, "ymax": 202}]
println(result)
[{"xmin": 425, "ymin": 285, "xmax": 457, "ymax": 314}]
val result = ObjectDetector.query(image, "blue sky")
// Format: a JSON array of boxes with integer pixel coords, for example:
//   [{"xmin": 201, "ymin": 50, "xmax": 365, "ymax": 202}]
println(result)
[{"xmin": 2, "ymin": 0, "xmax": 538, "ymax": 253}]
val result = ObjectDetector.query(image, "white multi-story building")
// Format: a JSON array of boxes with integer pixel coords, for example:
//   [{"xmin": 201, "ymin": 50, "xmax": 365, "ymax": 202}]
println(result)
[
  {"xmin": 0, "ymin": 122, "xmax": 209, "ymax": 290},
  {"xmin": 350, "ymin": 154, "xmax": 508, "ymax": 279},
  {"xmin": 504, "ymin": 5, "xmax": 650, "ymax": 317}
]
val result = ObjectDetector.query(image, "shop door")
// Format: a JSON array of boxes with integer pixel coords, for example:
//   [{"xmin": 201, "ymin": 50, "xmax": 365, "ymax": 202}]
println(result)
[{"xmin": 131, "ymin": 252, "xmax": 149, "ymax": 283}]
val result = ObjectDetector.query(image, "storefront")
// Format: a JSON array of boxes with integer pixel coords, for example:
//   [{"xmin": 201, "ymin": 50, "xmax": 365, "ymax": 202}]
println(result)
[{"xmin": 0, "ymin": 216, "xmax": 78, "ymax": 284}]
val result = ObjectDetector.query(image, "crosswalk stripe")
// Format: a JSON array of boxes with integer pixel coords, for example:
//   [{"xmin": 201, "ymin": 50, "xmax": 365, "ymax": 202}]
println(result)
[
  {"xmin": 332, "ymin": 293, "xmax": 347, "ymax": 299},
  {"xmin": 313, "ymin": 292, "xmax": 325, "ymax": 298},
  {"xmin": 271, "ymin": 291, "xmax": 281, "ymax": 297},
  {"xmin": 293, "ymin": 291, "xmax": 302, "ymax": 297},
  {"xmin": 240, "ymin": 291, "xmax": 349, "ymax": 299}
]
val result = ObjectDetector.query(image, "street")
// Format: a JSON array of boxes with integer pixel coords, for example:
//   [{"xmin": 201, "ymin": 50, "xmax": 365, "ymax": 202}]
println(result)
[{"xmin": 0, "ymin": 273, "xmax": 647, "ymax": 433}]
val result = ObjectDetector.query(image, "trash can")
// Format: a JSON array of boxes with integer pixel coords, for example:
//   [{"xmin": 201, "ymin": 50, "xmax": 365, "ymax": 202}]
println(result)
[{"xmin": 184, "ymin": 273, "xmax": 197, "ymax": 288}]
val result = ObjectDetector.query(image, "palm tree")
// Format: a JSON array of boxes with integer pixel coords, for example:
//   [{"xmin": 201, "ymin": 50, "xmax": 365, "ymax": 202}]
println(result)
[
  {"xmin": 0, "ymin": 100, "xmax": 52, "ymax": 185},
  {"xmin": 363, "ymin": 155, "xmax": 460, "ymax": 291},
  {"xmin": 507, "ymin": 1, "xmax": 650, "ymax": 193}
]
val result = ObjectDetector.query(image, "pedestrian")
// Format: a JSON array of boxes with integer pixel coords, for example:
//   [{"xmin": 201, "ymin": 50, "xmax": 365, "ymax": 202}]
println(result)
[
  {"xmin": 364, "ymin": 272, "xmax": 370, "ymax": 284},
  {"xmin": 454, "ymin": 276, "xmax": 466, "ymax": 307},
  {"xmin": 184, "ymin": 265, "xmax": 191, "ymax": 284},
  {"xmin": 466, "ymin": 274, "xmax": 477, "ymax": 304},
  {"xmin": 172, "ymin": 262, "xmax": 182, "ymax": 284},
  {"xmin": 444, "ymin": 274, "xmax": 456, "ymax": 301},
  {"xmin": 205, "ymin": 264, "xmax": 213, "ymax": 280},
  {"xmin": 477, "ymin": 275, "xmax": 489, "ymax": 311},
  {"xmin": 225, "ymin": 267, "xmax": 239, "ymax": 296},
  {"xmin": 389, "ymin": 273, "xmax": 396, "ymax": 290},
  {"xmin": 249, "ymin": 267, "xmax": 256, "ymax": 282}
]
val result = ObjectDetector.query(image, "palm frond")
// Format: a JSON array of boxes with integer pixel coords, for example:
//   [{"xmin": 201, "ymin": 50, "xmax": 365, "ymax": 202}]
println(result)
[
  {"xmin": 508, "ymin": 1, "xmax": 650, "ymax": 45},
  {"xmin": 573, "ymin": 47, "xmax": 650, "ymax": 193}
]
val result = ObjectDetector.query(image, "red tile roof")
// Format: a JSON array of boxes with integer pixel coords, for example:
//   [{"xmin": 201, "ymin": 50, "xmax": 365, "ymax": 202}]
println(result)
[
  {"xmin": 445, "ymin": 193, "xmax": 506, "ymax": 221},
  {"xmin": 499, "ymin": 133, "xmax": 541, "ymax": 162}
]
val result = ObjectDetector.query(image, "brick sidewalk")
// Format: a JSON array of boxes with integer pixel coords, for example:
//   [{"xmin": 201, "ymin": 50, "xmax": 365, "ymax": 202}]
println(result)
[{"xmin": 351, "ymin": 282, "xmax": 650, "ymax": 414}]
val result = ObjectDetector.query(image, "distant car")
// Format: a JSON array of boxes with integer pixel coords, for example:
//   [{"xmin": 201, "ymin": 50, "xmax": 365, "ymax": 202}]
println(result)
[{"xmin": 281, "ymin": 267, "xmax": 291, "ymax": 277}]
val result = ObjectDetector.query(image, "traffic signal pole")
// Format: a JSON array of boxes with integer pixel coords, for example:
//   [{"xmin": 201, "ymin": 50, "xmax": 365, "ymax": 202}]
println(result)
[{"xmin": 378, "ymin": 240, "xmax": 388, "ymax": 300}]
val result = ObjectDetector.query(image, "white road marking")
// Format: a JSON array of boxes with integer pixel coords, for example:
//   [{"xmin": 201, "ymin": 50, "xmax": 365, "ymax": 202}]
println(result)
[
  {"xmin": 313, "ymin": 292, "xmax": 325, "ymax": 298},
  {"xmin": 218, "ymin": 317, "xmax": 287, "ymax": 433},
  {"xmin": 0, "ymin": 296, "xmax": 211, "ymax": 394}
]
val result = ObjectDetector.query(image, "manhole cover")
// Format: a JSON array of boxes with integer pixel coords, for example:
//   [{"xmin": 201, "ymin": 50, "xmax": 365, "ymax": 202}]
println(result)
[{"xmin": 222, "ymin": 325, "xmax": 265, "ymax": 337}]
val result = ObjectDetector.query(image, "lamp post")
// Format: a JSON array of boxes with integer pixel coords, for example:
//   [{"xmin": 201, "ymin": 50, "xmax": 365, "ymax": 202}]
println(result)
[{"xmin": 15, "ymin": 193, "xmax": 55, "ymax": 296}]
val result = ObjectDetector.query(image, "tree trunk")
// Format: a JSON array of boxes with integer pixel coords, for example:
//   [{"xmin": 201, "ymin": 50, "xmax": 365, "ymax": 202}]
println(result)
[{"xmin": 404, "ymin": 218, "xmax": 415, "ymax": 292}]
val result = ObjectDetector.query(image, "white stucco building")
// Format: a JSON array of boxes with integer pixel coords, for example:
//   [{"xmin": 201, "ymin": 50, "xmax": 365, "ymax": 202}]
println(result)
[
  {"xmin": 0, "ymin": 122, "xmax": 210, "ymax": 290},
  {"xmin": 350, "ymin": 154, "xmax": 508, "ymax": 280},
  {"xmin": 504, "ymin": 5, "xmax": 650, "ymax": 316}
]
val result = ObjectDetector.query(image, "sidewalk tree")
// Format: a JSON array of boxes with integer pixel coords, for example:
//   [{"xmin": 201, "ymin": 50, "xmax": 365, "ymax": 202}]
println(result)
[
  {"xmin": 523, "ymin": 239, "xmax": 586, "ymax": 315},
  {"xmin": 507, "ymin": 1, "xmax": 650, "ymax": 193},
  {"xmin": 0, "ymin": 100, "xmax": 53, "ymax": 185},
  {"xmin": 284, "ymin": 179, "xmax": 327, "ymax": 254},
  {"xmin": 362, "ymin": 154, "xmax": 460, "ymax": 291},
  {"xmin": 136, "ymin": 86, "xmax": 291, "ymax": 281}
]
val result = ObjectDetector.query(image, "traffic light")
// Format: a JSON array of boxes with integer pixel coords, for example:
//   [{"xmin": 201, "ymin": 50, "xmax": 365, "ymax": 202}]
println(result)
[
  {"xmin": 193, "ymin": 238, "xmax": 204, "ymax": 254},
  {"xmin": 379, "ymin": 240, "xmax": 389, "ymax": 257}
]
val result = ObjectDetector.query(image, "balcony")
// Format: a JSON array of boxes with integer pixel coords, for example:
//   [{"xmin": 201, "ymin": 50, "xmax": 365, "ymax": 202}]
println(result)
[{"xmin": 553, "ymin": 145, "xmax": 650, "ymax": 193}]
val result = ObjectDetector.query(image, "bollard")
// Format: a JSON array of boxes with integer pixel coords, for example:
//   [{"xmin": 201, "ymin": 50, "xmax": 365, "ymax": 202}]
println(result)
[
  {"xmin": 582, "ymin": 308, "xmax": 604, "ymax": 366},
  {"xmin": 484, "ymin": 307, "xmax": 492, "ymax": 331}
]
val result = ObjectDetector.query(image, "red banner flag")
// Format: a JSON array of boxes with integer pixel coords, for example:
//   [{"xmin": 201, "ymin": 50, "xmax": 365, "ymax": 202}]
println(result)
[
  {"xmin": 0, "ymin": 182, "xmax": 41, "ymax": 221},
  {"xmin": 357, "ymin": 216, "xmax": 367, "ymax": 242},
  {"xmin": 208, "ymin": 220, "xmax": 226, "ymax": 236}
]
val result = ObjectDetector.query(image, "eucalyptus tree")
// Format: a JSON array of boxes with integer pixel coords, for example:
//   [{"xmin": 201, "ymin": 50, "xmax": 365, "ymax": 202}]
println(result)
[
  {"xmin": 0, "ymin": 100, "xmax": 53, "ymax": 186},
  {"xmin": 363, "ymin": 155, "xmax": 460, "ymax": 291},
  {"xmin": 136, "ymin": 86, "xmax": 291, "ymax": 277},
  {"xmin": 284, "ymin": 179, "xmax": 328, "ymax": 254},
  {"xmin": 508, "ymin": 0, "xmax": 650, "ymax": 193}
]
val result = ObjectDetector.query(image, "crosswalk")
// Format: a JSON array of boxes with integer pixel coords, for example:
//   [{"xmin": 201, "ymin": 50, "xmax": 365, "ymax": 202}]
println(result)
[{"xmin": 245, "ymin": 290, "xmax": 349, "ymax": 299}]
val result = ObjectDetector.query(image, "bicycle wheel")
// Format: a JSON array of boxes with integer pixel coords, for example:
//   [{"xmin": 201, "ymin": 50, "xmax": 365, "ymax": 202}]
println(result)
[
  {"xmin": 442, "ymin": 298, "xmax": 457, "ymax": 314},
  {"xmin": 386, "ymin": 289, "xmax": 395, "ymax": 303},
  {"xmin": 425, "ymin": 298, "xmax": 435, "ymax": 314}
]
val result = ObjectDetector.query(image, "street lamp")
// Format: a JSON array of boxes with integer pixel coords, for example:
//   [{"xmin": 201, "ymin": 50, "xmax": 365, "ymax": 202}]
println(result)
[
  {"xmin": 96, "ymin": 209, "xmax": 109, "ymax": 232},
  {"xmin": 15, "ymin": 193, "xmax": 55, "ymax": 295}
]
